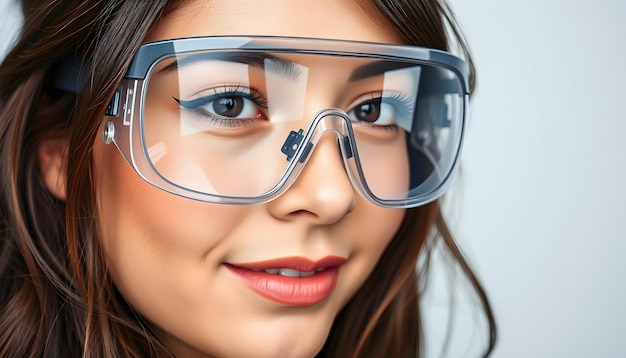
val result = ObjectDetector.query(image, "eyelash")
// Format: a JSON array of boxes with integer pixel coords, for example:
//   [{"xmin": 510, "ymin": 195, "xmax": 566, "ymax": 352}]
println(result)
[
  {"xmin": 173, "ymin": 85, "xmax": 268, "ymax": 127},
  {"xmin": 372, "ymin": 92, "xmax": 413, "ymax": 114},
  {"xmin": 385, "ymin": 92, "xmax": 413, "ymax": 114}
]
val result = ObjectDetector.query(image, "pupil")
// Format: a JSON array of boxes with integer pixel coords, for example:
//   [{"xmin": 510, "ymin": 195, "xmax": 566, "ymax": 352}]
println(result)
[
  {"xmin": 357, "ymin": 100, "xmax": 380, "ymax": 123},
  {"xmin": 214, "ymin": 96, "xmax": 243, "ymax": 117}
]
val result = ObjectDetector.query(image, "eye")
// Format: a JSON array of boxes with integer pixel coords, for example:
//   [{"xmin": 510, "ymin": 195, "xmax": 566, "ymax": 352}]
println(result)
[
  {"xmin": 348, "ymin": 98, "xmax": 396, "ymax": 126},
  {"xmin": 176, "ymin": 94, "xmax": 264, "ymax": 120},
  {"xmin": 353, "ymin": 99, "xmax": 381, "ymax": 123}
]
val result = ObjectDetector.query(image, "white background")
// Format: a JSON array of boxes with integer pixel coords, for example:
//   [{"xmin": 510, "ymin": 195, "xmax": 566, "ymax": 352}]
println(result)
[{"xmin": 1, "ymin": 1, "xmax": 625, "ymax": 357}]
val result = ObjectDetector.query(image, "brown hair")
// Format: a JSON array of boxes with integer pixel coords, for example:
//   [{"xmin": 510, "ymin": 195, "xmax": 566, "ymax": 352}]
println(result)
[{"xmin": 0, "ymin": 0, "xmax": 495, "ymax": 357}]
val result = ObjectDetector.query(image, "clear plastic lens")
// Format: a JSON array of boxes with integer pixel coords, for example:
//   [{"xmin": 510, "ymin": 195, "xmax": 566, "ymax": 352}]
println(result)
[
  {"xmin": 355, "ymin": 64, "xmax": 465, "ymax": 202},
  {"xmin": 135, "ymin": 48, "xmax": 465, "ymax": 205}
]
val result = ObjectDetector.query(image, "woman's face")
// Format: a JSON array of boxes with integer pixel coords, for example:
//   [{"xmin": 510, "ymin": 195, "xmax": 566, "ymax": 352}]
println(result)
[{"xmin": 94, "ymin": 0, "xmax": 406, "ymax": 357}]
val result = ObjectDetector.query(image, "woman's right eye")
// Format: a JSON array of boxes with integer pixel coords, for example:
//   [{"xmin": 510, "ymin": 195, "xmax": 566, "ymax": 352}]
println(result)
[
  {"xmin": 212, "ymin": 96, "xmax": 247, "ymax": 117},
  {"xmin": 174, "ymin": 89, "xmax": 268, "ymax": 124}
]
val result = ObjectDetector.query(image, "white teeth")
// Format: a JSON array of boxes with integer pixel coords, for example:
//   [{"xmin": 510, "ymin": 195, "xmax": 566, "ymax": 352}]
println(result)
[
  {"xmin": 279, "ymin": 268, "xmax": 300, "ymax": 277},
  {"xmin": 262, "ymin": 268, "xmax": 319, "ymax": 277}
]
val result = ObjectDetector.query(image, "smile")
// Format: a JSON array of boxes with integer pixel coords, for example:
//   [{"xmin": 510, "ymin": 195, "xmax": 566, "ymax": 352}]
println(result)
[{"xmin": 226, "ymin": 256, "xmax": 346, "ymax": 306}]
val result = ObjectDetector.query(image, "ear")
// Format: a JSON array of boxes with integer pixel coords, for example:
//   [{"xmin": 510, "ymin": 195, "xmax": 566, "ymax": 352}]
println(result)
[{"xmin": 37, "ymin": 138, "xmax": 68, "ymax": 200}]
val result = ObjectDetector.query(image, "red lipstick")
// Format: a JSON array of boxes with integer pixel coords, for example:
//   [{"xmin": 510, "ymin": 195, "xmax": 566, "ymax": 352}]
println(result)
[{"xmin": 226, "ymin": 256, "xmax": 346, "ymax": 306}]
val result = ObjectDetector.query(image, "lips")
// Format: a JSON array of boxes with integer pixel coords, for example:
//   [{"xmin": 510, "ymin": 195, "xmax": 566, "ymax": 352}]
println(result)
[{"xmin": 226, "ymin": 256, "xmax": 346, "ymax": 306}]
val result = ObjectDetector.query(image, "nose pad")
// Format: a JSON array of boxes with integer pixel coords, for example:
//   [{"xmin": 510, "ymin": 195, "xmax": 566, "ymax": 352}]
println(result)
[
  {"xmin": 281, "ymin": 128, "xmax": 352, "ymax": 164},
  {"xmin": 280, "ymin": 109, "xmax": 354, "ymax": 164},
  {"xmin": 281, "ymin": 129, "xmax": 314, "ymax": 163},
  {"xmin": 341, "ymin": 134, "xmax": 353, "ymax": 159}
]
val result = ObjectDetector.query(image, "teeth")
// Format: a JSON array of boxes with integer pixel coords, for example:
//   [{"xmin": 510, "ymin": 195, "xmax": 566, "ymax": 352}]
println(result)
[
  {"xmin": 262, "ymin": 268, "xmax": 320, "ymax": 277},
  {"xmin": 279, "ymin": 268, "xmax": 300, "ymax": 277}
]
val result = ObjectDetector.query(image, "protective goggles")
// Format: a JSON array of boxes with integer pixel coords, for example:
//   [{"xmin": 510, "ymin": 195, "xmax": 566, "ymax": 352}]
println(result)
[{"xmin": 62, "ymin": 36, "xmax": 469, "ymax": 208}]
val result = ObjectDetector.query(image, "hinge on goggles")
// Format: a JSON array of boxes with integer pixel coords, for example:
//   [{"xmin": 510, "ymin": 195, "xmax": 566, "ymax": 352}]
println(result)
[{"xmin": 105, "ymin": 90, "xmax": 121, "ymax": 116}]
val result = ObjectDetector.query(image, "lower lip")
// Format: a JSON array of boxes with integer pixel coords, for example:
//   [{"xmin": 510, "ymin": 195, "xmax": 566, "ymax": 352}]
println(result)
[{"xmin": 226, "ymin": 265, "xmax": 340, "ymax": 306}]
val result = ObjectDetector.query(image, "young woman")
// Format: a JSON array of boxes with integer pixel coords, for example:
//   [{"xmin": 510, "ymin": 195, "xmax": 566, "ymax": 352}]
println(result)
[{"xmin": 0, "ymin": 0, "xmax": 496, "ymax": 357}]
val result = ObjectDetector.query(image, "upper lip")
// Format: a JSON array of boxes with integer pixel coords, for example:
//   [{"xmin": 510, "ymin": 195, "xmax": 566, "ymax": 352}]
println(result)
[{"xmin": 227, "ymin": 255, "xmax": 347, "ymax": 272}]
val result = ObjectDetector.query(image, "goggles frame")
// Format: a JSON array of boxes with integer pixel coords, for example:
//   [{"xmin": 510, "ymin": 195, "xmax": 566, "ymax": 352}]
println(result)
[{"xmin": 65, "ymin": 36, "xmax": 470, "ymax": 208}]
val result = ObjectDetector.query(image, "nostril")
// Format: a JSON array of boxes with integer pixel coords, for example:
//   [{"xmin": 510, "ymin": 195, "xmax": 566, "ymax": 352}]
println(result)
[{"xmin": 290, "ymin": 209, "xmax": 317, "ymax": 219}]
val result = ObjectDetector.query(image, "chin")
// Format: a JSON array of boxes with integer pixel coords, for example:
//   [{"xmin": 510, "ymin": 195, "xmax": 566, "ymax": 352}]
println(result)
[
  {"xmin": 171, "ymin": 318, "xmax": 333, "ymax": 358},
  {"xmin": 201, "ymin": 336, "xmax": 326, "ymax": 358},
  {"xmin": 238, "ymin": 327, "xmax": 329, "ymax": 358}
]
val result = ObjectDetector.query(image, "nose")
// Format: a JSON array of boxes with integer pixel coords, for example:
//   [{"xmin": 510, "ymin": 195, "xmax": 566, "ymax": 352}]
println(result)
[{"xmin": 267, "ymin": 132, "xmax": 355, "ymax": 224}]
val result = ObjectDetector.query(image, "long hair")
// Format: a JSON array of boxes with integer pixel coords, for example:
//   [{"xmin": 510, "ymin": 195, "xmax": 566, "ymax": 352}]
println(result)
[{"xmin": 0, "ymin": 0, "xmax": 496, "ymax": 357}]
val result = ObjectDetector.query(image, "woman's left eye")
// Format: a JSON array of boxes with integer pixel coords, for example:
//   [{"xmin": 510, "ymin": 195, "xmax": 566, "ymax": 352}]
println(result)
[{"xmin": 347, "ymin": 98, "xmax": 396, "ymax": 126}]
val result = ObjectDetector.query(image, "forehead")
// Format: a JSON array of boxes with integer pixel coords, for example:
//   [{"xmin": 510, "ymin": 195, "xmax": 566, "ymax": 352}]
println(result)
[{"xmin": 146, "ymin": 0, "xmax": 404, "ymax": 44}]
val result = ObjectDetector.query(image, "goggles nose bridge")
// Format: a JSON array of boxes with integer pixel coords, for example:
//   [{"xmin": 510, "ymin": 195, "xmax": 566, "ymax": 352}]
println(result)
[{"xmin": 280, "ymin": 108, "xmax": 355, "ymax": 164}]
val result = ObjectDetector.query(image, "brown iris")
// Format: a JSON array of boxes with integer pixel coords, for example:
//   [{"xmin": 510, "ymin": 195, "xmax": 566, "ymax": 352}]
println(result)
[
  {"xmin": 214, "ymin": 96, "xmax": 245, "ymax": 117},
  {"xmin": 354, "ymin": 98, "xmax": 381, "ymax": 123}
]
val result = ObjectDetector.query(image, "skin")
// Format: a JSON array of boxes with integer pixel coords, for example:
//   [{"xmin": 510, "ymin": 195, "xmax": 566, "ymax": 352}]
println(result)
[{"xmin": 89, "ymin": 0, "xmax": 407, "ymax": 357}]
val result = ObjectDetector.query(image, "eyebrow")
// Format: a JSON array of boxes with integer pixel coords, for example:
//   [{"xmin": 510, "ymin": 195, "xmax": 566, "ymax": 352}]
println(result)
[
  {"xmin": 155, "ymin": 52, "xmax": 304, "ymax": 79},
  {"xmin": 348, "ymin": 60, "xmax": 419, "ymax": 82}
]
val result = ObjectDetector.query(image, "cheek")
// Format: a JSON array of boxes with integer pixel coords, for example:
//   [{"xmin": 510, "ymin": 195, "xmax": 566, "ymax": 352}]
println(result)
[
  {"xmin": 93, "ymin": 136, "xmax": 247, "ymax": 324},
  {"xmin": 360, "ymin": 206, "xmax": 405, "ymax": 260},
  {"xmin": 334, "ymin": 202, "xmax": 406, "ymax": 306}
]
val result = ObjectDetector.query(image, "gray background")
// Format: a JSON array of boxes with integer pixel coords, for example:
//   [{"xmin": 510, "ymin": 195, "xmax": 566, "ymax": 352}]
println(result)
[
  {"xmin": 438, "ymin": 0, "xmax": 626, "ymax": 357},
  {"xmin": 1, "ymin": 0, "xmax": 625, "ymax": 357}
]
